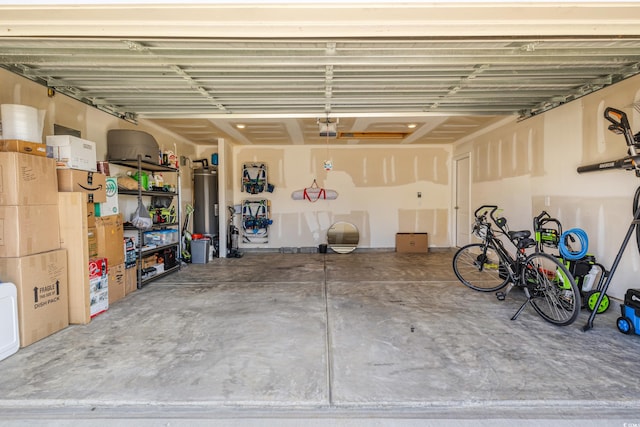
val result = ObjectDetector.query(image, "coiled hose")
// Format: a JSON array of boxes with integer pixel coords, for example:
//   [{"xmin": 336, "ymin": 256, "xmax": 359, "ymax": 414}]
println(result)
[{"xmin": 559, "ymin": 228, "xmax": 589, "ymax": 261}]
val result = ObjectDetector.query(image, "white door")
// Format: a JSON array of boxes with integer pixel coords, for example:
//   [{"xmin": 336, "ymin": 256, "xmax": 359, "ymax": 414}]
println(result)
[{"xmin": 455, "ymin": 156, "xmax": 471, "ymax": 247}]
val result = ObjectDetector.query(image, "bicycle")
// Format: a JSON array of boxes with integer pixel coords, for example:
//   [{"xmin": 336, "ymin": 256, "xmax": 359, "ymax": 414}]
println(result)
[{"xmin": 452, "ymin": 205, "xmax": 581, "ymax": 326}]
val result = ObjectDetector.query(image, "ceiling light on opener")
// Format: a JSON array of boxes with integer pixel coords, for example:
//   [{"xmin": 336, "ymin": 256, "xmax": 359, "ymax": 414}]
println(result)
[{"xmin": 318, "ymin": 118, "xmax": 338, "ymax": 137}]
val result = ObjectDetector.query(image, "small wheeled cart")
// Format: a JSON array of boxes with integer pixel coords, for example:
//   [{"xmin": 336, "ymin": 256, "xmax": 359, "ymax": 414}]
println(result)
[{"xmin": 616, "ymin": 288, "xmax": 640, "ymax": 335}]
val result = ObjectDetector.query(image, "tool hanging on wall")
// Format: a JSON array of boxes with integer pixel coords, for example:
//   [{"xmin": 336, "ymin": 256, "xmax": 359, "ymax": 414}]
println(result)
[
  {"xmin": 577, "ymin": 107, "xmax": 640, "ymax": 331},
  {"xmin": 291, "ymin": 179, "xmax": 338, "ymax": 202}
]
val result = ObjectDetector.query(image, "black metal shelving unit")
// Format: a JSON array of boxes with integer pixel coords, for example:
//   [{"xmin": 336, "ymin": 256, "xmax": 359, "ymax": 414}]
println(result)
[{"xmin": 110, "ymin": 156, "xmax": 181, "ymax": 288}]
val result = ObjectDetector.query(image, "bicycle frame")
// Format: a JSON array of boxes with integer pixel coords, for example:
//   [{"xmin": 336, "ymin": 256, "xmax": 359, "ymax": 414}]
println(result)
[
  {"xmin": 460, "ymin": 205, "xmax": 580, "ymax": 324},
  {"xmin": 471, "ymin": 205, "xmax": 532, "ymax": 292}
]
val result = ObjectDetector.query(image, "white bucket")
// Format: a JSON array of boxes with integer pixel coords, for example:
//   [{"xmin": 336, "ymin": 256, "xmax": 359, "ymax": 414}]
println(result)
[
  {"xmin": 0, "ymin": 282, "xmax": 19, "ymax": 361},
  {"xmin": 0, "ymin": 104, "xmax": 45, "ymax": 143}
]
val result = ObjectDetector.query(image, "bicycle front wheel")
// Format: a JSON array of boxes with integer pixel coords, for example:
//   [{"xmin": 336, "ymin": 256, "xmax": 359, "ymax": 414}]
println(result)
[
  {"xmin": 452, "ymin": 243, "xmax": 509, "ymax": 292},
  {"xmin": 523, "ymin": 252, "xmax": 581, "ymax": 326}
]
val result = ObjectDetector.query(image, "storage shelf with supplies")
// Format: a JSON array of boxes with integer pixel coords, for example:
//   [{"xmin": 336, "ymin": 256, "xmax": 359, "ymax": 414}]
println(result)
[
  {"xmin": 109, "ymin": 155, "xmax": 181, "ymax": 288},
  {"xmin": 118, "ymin": 189, "xmax": 177, "ymax": 197},
  {"xmin": 124, "ymin": 223, "xmax": 179, "ymax": 231},
  {"xmin": 141, "ymin": 242, "xmax": 180, "ymax": 257},
  {"xmin": 140, "ymin": 263, "xmax": 180, "ymax": 283},
  {"xmin": 110, "ymin": 159, "xmax": 178, "ymax": 173}
]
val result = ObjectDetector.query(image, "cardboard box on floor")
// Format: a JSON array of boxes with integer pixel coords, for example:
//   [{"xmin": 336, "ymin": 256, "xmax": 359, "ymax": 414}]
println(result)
[
  {"xmin": 0, "ymin": 249, "xmax": 69, "ymax": 348},
  {"xmin": 108, "ymin": 262, "xmax": 125, "ymax": 304},
  {"xmin": 396, "ymin": 233, "xmax": 429, "ymax": 253},
  {"xmin": 0, "ymin": 204, "xmax": 61, "ymax": 257},
  {"xmin": 56, "ymin": 169, "xmax": 106, "ymax": 203},
  {"xmin": 124, "ymin": 266, "xmax": 137, "ymax": 295},
  {"xmin": 58, "ymin": 192, "xmax": 92, "ymax": 324},
  {"xmin": 0, "ymin": 152, "xmax": 58, "ymax": 205},
  {"xmin": 95, "ymin": 215, "xmax": 125, "ymax": 266}
]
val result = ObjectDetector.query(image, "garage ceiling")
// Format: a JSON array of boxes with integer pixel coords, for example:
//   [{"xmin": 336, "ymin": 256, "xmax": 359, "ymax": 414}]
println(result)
[{"xmin": 1, "ymin": 2, "xmax": 640, "ymax": 146}]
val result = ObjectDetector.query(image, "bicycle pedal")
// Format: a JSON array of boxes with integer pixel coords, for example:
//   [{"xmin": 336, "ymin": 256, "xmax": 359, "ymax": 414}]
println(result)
[{"xmin": 496, "ymin": 292, "xmax": 506, "ymax": 301}]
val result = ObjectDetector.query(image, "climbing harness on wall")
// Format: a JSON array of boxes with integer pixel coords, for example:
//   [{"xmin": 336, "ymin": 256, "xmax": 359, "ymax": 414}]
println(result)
[
  {"xmin": 241, "ymin": 199, "xmax": 272, "ymax": 243},
  {"xmin": 242, "ymin": 163, "xmax": 268, "ymax": 194}
]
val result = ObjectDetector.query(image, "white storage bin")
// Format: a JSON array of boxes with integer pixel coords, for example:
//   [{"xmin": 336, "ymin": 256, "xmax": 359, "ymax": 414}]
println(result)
[
  {"xmin": 0, "ymin": 282, "xmax": 19, "ymax": 361},
  {"xmin": 143, "ymin": 229, "xmax": 178, "ymax": 246}
]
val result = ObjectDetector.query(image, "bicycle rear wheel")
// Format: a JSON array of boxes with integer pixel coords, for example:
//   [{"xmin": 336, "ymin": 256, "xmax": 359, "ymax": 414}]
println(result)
[
  {"xmin": 523, "ymin": 252, "xmax": 580, "ymax": 326},
  {"xmin": 452, "ymin": 243, "xmax": 509, "ymax": 292}
]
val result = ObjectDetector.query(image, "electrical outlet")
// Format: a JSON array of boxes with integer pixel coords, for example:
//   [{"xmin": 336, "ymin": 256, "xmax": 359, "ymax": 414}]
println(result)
[{"xmin": 417, "ymin": 192, "xmax": 422, "ymax": 198}]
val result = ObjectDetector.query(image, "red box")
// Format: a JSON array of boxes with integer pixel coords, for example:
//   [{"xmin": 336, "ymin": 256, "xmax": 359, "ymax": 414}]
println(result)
[{"xmin": 88, "ymin": 258, "xmax": 109, "ymax": 318}]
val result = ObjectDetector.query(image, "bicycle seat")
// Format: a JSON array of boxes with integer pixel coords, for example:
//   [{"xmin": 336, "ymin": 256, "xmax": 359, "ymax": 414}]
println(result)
[
  {"xmin": 508, "ymin": 230, "xmax": 531, "ymax": 240},
  {"xmin": 508, "ymin": 230, "xmax": 536, "ymax": 249}
]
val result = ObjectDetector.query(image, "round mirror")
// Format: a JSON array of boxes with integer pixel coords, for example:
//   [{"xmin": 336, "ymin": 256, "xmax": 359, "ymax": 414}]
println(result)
[{"xmin": 327, "ymin": 222, "xmax": 359, "ymax": 254}]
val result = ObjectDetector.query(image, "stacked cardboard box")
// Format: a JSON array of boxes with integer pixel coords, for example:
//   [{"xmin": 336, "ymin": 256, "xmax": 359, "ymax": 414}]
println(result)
[
  {"xmin": 95, "ymin": 214, "xmax": 125, "ymax": 303},
  {"xmin": 95, "ymin": 176, "xmax": 119, "ymax": 217},
  {"xmin": 124, "ymin": 237, "xmax": 137, "ymax": 295},
  {"xmin": 57, "ymin": 169, "xmax": 106, "ymax": 204},
  {"xmin": 58, "ymin": 181, "xmax": 127, "ymax": 319},
  {"xmin": 53, "ymin": 135, "xmax": 126, "ymax": 321},
  {"xmin": 0, "ymin": 152, "xmax": 69, "ymax": 348},
  {"xmin": 46, "ymin": 135, "xmax": 97, "ymax": 172},
  {"xmin": 91, "ymin": 173, "xmax": 127, "ymax": 301},
  {"xmin": 50, "ymin": 136, "xmax": 131, "ymax": 305},
  {"xmin": 58, "ymin": 192, "xmax": 110, "ymax": 324}
]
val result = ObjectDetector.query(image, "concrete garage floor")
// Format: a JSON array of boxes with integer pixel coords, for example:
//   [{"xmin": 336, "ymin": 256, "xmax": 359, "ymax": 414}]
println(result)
[{"xmin": 1, "ymin": 250, "xmax": 640, "ymax": 426}]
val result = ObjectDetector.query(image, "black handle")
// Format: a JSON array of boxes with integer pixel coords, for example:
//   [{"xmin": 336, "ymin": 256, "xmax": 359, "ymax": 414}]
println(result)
[
  {"xmin": 534, "ymin": 210, "xmax": 550, "ymax": 222},
  {"xmin": 533, "ymin": 211, "xmax": 550, "ymax": 231},
  {"xmin": 577, "ymin": 156, "xmax": 637, "ymax": 174},
  {"xmin": 604, "ymin": 107, "xmax": 629, "ymax": 133},
  {"xmin": 604, "ymin": 107, "xmax": 637, "ymax": 153}
]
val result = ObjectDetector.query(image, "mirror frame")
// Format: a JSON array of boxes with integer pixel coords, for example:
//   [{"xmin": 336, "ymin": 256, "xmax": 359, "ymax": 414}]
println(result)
[{"xmin": 327, "ymin": 221, "xmax": 359, "ymax": 254}]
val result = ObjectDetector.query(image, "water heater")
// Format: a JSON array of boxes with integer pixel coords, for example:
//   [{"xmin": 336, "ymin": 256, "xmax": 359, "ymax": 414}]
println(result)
[{"xmin": 193, "ymin": 167, "xmax": 219, "ymax": 236}]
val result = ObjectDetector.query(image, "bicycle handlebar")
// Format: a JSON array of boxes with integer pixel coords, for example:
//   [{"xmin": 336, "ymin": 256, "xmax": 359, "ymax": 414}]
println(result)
[
  {"xmin": 473, "ymin": 205, "xmax": 507, "ymax": 232},
  {"xmin": 474, "ymin": 205, "xmax": 498, "ymax": 218}
]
